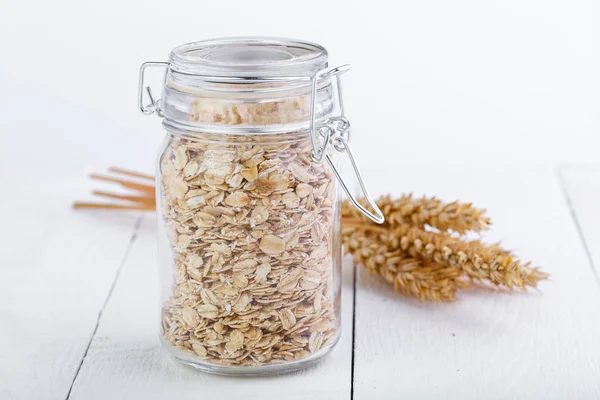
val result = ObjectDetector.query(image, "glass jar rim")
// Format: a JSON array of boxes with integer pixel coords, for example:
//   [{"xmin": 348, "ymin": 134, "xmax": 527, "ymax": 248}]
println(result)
[{"xmin": 168, "ymin": 37, "xmax": 328, "ymax": 80}]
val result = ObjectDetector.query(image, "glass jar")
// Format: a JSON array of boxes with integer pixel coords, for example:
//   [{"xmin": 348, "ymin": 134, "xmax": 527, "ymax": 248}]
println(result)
[{"xmin": 139, "ymin": 37, "xmax": 383, "ymax": 376}]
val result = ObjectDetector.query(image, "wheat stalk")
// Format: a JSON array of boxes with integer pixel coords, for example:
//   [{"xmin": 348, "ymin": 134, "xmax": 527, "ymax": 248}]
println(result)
[
  {"xmin": 342, "ymin": 194, "xmax": 490, "ymax": 234},
  {"xmin": 345, "ymin": 229, "xmax": 468, "ymax": 301},
  {"xmin": 342, "ymin": 196, "xmax": 548, "ymax": 301},
  {"xmin": 343, "ymin": 222, "xmax": 548, "ymax": 294}
]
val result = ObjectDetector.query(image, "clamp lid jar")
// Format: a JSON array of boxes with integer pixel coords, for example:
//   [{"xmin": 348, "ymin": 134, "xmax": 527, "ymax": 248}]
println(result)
[{"xmin": 139, "ymin": 37, "xmax": 382, "ymax": 376}]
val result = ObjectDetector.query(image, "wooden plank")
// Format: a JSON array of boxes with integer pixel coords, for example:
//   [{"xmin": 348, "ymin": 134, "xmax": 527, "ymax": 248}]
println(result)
[
  {"xmin": 0, "ymin": 76, "xmax": 162, "ymax": 399},
  {"xmin": 559, "ymin": 165, "xmax": 600, "ymax": 286},
  {"xmin": 352, "ymin": 165, "xmax": 600, "ymax": 399},
  {"xmin": 68, "ymin": 215, "xmax": 354, "ymax": 400},
  {"xmin": 0, "ymin": 172, "xmax": 141, "ymax": 400}
]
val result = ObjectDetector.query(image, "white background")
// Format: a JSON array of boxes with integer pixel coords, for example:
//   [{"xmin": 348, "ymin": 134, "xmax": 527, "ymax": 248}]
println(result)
[{"xmin": 1, "ymin": 0, "xmax": 598, "ymax": 172}]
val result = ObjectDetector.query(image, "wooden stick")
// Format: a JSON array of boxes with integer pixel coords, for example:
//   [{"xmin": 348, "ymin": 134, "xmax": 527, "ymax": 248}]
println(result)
[
  {"xmin": 92, "ymin": 190, "xmax": 155, "ymax": 205},
  {"xmin": 89, "ymin": 174, "xmax": 155, "ymax": 195},
  {"xmin": 72, "ymin": 202, "xmax": 155, "ymax": 211},
  {"xmin": 108, "ymin": 167, "xmax": 155, "ymax": 181}
]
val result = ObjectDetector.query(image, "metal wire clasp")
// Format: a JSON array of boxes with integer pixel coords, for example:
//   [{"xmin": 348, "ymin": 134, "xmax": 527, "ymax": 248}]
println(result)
[
  {"xmin": 138, "ymin": 61, "xmax": 168, "ymax": 116},
  {"xmin": 309, "ymin": 65, "xmax": 385, "ymax": 224}
]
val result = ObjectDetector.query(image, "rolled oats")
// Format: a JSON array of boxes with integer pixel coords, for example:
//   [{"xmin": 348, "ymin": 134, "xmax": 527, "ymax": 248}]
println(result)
[{"xmin": 159, "ymin": 132, "xmax": 340, "ymax": 368}]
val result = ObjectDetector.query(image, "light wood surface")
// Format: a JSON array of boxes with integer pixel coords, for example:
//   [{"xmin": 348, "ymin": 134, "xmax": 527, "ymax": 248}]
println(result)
[
  {"xmin": 2, "ymin": 165, "xmax": 600, "ymax": 399},
  {"xmin": 0, "ymin": 172, "xmax": 142, "ymax": 400},
  {"xmin": 559, "ymin": 165, "xmax": 600, "ymax": 287},
  {"xmin": 353, "ymin": 165, "xmax": 600, "ymax": 399}
]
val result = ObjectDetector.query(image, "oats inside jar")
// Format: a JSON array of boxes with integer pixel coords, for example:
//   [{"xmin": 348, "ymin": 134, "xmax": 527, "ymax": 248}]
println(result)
[{"xmin": 159, "ymin": 130, "xmax": 341, "ymax": 367}]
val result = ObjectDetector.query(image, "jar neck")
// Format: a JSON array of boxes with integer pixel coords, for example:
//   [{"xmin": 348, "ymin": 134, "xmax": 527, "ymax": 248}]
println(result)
[{"xmin": 160, "ymin": 69, "xmax": 338, "ymax": 135}]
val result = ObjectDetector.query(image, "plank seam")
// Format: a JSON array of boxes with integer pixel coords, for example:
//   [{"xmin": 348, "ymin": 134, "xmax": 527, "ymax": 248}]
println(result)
[
  {"xmin": 350, "ymin": 263, "xmax": 357, "ymax": 400},
  {"xmin": 557, "ymin": 168, "xmax": 600, "ymax": 287},
  {"xmin": 65, "ymin": 214, "xmax": 144, "ymax": 400}
]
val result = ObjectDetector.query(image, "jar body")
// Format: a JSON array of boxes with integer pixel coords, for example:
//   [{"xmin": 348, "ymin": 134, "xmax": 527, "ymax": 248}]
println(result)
[{"xmin": 157, "ymin": 129, "xmax": 342, "ymax": 375}]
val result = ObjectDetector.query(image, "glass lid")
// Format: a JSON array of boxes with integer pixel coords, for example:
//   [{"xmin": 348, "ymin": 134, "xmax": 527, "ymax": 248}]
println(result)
[{"xmin": 168, "ymin": 37, "xmax": 329, "ymax": 79}]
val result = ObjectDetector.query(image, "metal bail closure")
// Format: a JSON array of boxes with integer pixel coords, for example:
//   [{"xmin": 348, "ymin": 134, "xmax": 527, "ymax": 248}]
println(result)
[
  {"xmin": 138, "ymin": 61, "xmax": 168, "ymax": 116},
  {"xmin": 309, "ymin": 66, "xmax": 385, "ymax": 225}
]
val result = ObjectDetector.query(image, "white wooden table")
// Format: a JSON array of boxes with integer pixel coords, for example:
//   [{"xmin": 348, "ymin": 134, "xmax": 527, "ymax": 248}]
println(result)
[{"xmin": 2, "ymin": 154, "xmax": 600, "ymax": 399}]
